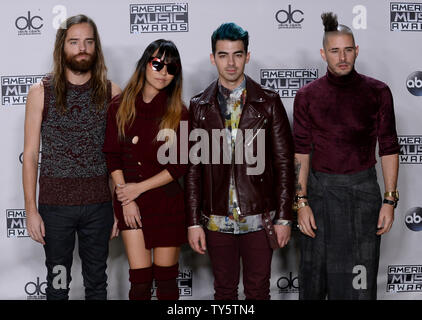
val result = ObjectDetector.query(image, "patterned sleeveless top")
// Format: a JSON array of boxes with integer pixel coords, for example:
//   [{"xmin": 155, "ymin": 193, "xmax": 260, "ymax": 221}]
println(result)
[{"xmin": 38, "ymin": 75, "xmax": 112, "ymax": 205}]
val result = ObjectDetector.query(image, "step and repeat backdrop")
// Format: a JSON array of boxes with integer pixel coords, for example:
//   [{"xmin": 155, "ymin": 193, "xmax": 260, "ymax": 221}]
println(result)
[{"xmin": 1, "ymin": 0, "xmax": 421, "ymax": 300}]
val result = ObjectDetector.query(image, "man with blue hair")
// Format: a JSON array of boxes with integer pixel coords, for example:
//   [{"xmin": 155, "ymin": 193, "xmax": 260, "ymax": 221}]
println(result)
[{"xmin": 185, "ymin": 22, "xmax": 295, "ymax": 299}]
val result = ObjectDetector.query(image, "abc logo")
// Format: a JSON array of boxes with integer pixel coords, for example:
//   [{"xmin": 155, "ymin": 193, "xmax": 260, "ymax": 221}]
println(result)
[
  {"xmin": 405, "ymin": 207, "xmax": 422, "ymax": 231},
  {"xmin": 406, "ymin": 71, "xmax": 422, "ymax": 96}
]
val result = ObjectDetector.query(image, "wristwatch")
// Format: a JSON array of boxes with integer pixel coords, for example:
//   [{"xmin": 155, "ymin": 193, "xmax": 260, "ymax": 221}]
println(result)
[
  {"xmin": 295, "ymin": 194, "xmax": 308, "ymax": 202},
  {"xmin": 383, "ymin": 198, "xmax": 398, "ymax": 208},
  {"xmin": 383, "ymin": 190, "xmax": 399, "ymax": 208}
]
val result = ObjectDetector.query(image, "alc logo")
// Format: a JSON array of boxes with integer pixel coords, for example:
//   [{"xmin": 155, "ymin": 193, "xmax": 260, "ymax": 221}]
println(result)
[
  {"xmin": 15, "ymin": 11, "xmax": 43, "ymax": 31},
  {"xmin": 275, "ymin": 5, "xmax": 304, "ymax": 29},
  {"xmin": 25, "ymin": 277, "xmax": 47, "ymax": 296},
  {"xmin": 277, "ymin": 272, "xmax": 299, "ymax": 292},
  {"xmin": 15, "ymin": 11, "xmax": 43, "ymax": 35}
]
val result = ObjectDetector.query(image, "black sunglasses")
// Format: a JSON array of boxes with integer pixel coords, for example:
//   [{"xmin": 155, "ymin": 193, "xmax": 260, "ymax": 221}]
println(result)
[{"xmin": 149, "ymin": 57, "xmax": 179, "ymax": 76}]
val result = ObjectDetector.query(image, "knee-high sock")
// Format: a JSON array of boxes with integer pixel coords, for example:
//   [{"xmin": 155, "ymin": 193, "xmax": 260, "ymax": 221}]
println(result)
[
  {"xmin": 128, "ymin": 267, "xmax": 153, "ymax": 300},
  {"xmin": 153, "ymin": 263, "xmax": 179, "ymax": 300}
]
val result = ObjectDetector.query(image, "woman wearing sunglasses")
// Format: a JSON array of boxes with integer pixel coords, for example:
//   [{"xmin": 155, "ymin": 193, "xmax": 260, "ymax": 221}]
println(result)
[{"xmin": 103, "ymin": 39, "xmax": 188, "ymax": 300}]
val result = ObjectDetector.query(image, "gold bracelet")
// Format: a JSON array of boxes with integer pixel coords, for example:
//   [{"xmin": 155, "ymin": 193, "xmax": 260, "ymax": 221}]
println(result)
[
  {"xmin": 384, "ymin": 190, "xmax": 399, "ymax": 201},
  {"xmin": 296, "ymin": 201, "xmax": 309, "ymax": 210}
]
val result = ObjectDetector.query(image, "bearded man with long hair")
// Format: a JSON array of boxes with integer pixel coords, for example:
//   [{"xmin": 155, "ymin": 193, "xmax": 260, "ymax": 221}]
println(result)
[{"xmin": 23, "ymin": 14, "xmax": 121, "ymax": 300}]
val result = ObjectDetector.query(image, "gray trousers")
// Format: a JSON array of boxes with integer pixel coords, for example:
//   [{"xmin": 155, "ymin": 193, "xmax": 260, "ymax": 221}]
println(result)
[{"xmin": 299, "ymin": 167, "xmax": 382, "ymax": 300}]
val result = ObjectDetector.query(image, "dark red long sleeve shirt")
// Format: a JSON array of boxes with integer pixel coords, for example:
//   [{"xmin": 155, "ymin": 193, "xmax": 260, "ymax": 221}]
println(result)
[
  {"xmin": 293, "ymin": 68, "xmax": 399, "ymax": 174},
  {"xmin": 103, "ymin": 90, "xmax": 189, "ymax": 181},
  {"xmin": 102, "ymin": 91, "xmax": 189, "ymax": 248}
]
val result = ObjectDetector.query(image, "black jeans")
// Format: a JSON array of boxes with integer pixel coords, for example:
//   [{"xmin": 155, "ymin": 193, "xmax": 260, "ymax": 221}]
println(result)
[
  {"xmin": 299, "ymin": 167, "xmax": 382, "ymax": 300},
  {"xmin": 39, "ymin": 201, "xmax": 114, "ymax": 300}
]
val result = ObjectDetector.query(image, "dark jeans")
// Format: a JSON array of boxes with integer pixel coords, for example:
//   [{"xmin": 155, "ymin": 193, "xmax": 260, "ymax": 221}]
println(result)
[
  {"xmin": 299, "ymin": 167, "xmax": 382, "ymax": 300},
  {"xmin": 39, "ymin": 201, "xmax": 114, "ymax": 300},
  {"xmin": 205, "ymin": 229, "xmax": 273, "ymax": 300}
]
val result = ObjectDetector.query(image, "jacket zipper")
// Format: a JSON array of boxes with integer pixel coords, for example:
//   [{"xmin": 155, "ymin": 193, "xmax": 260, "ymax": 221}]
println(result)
[
  {"xmin": 233, "ymin": 112, "xmax": 267, "ymax": 217},
  {"xmin": 245, "ymin": 117, "xmax": 267, "ymax": 147},
  {"xmin": 232, "ymin": 103, "xmax": 252, "ymax": 217}
]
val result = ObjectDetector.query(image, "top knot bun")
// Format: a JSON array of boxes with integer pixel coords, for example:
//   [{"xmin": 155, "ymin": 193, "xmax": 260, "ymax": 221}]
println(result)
[{"xmin": 321, "ymin": 12, "xmax": 338, "ymax": 32}]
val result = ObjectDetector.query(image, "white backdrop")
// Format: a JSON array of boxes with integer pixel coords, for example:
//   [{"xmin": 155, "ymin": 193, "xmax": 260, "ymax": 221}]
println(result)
[{"xmin": 1, "ymin": 0, "xmax": 421, "ymax": 300}]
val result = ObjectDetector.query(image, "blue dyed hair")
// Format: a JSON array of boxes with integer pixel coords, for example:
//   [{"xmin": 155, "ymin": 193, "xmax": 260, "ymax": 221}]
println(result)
[{"xmin": 211, "ymin": 22, "xmax": 249, "ymax": 55}]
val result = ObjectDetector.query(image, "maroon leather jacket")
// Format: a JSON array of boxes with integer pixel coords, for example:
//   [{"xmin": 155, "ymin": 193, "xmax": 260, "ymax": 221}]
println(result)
[{"xmin": 185, "ymin": 75, "xmax": 295, "ymax": 226}]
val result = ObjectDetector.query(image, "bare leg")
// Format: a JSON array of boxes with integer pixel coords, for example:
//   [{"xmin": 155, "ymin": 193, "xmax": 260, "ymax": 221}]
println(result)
[
  {"xmin": 153, "ymin": 247, "xmax": 180, "ymax": 266},
  {"xmin": 121, "ymin": 229, "xmax": 152, "ymax": 268}
]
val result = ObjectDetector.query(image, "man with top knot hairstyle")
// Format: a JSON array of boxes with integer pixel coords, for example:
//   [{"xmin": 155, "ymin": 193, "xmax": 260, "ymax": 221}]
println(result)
[{"xmin": 293, "ymin": 12, "xmax": 399, "ymax": 300}]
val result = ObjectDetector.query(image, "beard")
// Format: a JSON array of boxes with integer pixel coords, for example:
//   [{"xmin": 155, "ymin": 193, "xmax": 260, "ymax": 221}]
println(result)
[{"xmin": 65, "ymin": 52, "xmax": 97, "ymax": 73}]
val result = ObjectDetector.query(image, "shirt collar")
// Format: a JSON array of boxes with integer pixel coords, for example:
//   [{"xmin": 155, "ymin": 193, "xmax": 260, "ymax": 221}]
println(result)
[
  {"xmin": 326, "ymin": 67, "xmax": 359, "ymax": 86},
  {"xmin": 218, "ymin": 76, "xmax": 246, "ymax": 99}
]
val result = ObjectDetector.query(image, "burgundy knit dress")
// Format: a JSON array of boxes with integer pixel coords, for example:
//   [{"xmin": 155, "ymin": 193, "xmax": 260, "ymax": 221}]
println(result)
[{"xmin": 103, "ymin": 90, "xmax": 188, "ymax": 249}]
